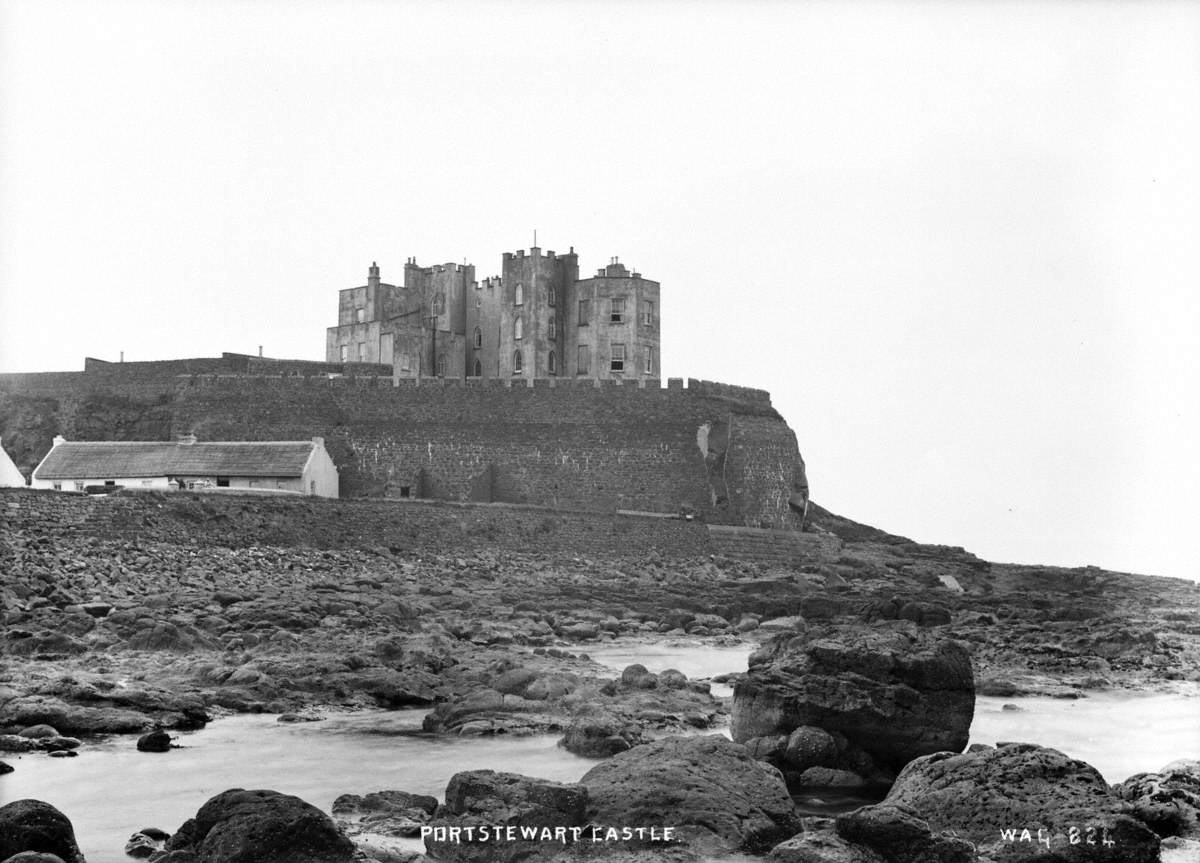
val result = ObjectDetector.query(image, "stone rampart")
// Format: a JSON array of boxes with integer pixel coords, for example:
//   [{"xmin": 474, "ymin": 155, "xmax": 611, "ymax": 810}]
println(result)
[{"xmin": 0, "ymin": 363, "xmax": 804, "ymax": 528}]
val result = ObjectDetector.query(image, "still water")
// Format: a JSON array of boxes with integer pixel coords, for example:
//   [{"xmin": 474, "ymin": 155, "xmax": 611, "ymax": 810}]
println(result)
[{"xmin": 1, "ymin": 640, "xmax": 1197, "ymax": 863}]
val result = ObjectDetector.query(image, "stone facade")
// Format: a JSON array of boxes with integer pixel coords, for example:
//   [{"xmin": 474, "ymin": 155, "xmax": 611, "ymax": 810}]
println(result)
[
  {"xmin": 325, "ymin": 247, "xmax": 661, "ymax": 382},
  {"xmin": 0, "ymin": 363, "xmax": 806, "ymax": 529}
]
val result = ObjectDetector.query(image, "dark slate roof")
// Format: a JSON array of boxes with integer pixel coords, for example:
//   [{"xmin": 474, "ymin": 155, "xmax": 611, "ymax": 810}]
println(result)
[{"xmin": 34, "ymin": 441, "xmax": 316, "ymax": 479}]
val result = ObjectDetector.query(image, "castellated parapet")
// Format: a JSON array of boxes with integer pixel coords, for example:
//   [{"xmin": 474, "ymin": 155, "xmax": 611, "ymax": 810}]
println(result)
[
  {"xmin": 0, "ymin": 362, "xmax": 805, "ymax": 529},
  {"xmin": 326, "ymin": 246, "xmax": 661, "ymax": 383}
]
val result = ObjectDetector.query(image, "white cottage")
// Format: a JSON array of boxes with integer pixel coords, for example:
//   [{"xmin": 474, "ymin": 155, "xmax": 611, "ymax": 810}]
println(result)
[
  {"xmin": 0, "ymin": 437, "xmax": 26, "ymax": 487},
  {"xmin": 31, "ymin": 435, "xmax": 339, "ymax": 498}
]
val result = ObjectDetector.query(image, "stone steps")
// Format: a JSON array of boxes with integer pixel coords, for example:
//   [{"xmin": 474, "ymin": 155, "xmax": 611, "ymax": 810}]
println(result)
[{"xmin": 706, "ymin": 524, "xmax": 841, "ymax": 568}]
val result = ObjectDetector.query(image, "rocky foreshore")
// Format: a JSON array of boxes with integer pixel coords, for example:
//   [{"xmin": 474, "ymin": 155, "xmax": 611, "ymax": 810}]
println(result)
[{"xmin": 2, "ymin": 488, "xmax": 1199, "ymax": 861}]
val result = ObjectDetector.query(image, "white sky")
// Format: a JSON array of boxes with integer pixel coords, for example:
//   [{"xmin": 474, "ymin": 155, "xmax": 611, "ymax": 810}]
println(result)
[{"xmin": 2, "ymin": 1, "xmax": 1198, "ymax": 580}]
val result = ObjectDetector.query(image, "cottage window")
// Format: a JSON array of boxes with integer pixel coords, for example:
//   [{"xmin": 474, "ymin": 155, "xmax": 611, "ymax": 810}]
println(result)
[
  {"xmin": 578, "ymin": 298, "xmax": 590, "ymax": 325},
  {"xmin": 577, "ymin": 345, "xmax": 590, "ymax": 374},
  {"xmin": 53, "ymin": 482, "xmax": 63, "ymax": 491},
  {"xmin": 610, "ymin": 343, "xmax": 625, "ymax": 372},
  {"xmin": 513, "ymin": 350, "xmax": 523, "ymax": 373},
  {"xmin": 610, "ymin": 298, "xmax": 626, "ymax": 323},
  {"xmin": 74, "ymin": 481, "xmax": 85, "ymax": 491},
  {"xmin": 216, "ymin": 477, "xmax": 230, "ymax": 488},
  {"xmin": 548, "ymin": 350, "xmax": 557, "ymax": 375},
  {"xmin": 473, "ymin": 326, "xmax": 482, "ymax": 348}
]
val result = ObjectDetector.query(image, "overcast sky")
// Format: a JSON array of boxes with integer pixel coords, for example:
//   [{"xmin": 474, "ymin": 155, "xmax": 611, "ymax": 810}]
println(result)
[{"xmin": 2, "ymin": 1, "xmax": 1197, "ymax": 580}]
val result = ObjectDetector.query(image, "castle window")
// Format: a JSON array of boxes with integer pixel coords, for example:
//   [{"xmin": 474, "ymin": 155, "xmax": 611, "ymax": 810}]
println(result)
[
  {"xmin": 513, "ymin": 350, "xmax": 523, "ymax": 374},
  {"xmin": 643, "ymin": 346, "xmax": 656, "ymax": 374},
  {"xmin": 641, "ymin": 300, "xmax": 653, "ymax": 326},
  {"xmin": 610, "ymin": 343, "xmax": 625, "ymax": 372},
  {"xmin": 548, "ymin": 350, "xmax": 557, "ymax": 375},
  {"xmin": 356, "ymin": 307, "xmax": 366, "ymax": 323},
  {"xmin": 577, "ymin": 345, "xmax": 590, "ymax": 374},
  {"xmin": 473, "ymin": 326, "xmax": 482, "ymax": 348},
  {"xmin": 475, "ymin": 297, "xmax": 482, "ymax": 309},
  {"xmin": 548, "ymin": 289, "xmax": 555, "ymax": 307},
  {"xmin": 357, "ymin": 342, "xmax": 366, "ymax": 361},
  {"xmin": 433, "ymin": 293, "xmax": 445, "ymax": 314},
  {"xmin": 514, "ymin": 316, "xmax": 523, "ymax": 340},
  {"xmin": 610, "ymin": 298, "xmax": 626, "ymax": 323},
  {"xmin": 473, "ymin": 359, "xmax": 482, "ymax": 377},
  {"xmin": 548, "ymin": 313, "xmax": 556, "ymax": 338},
  {"xmin": 340, "ymin": 345, "xmax": 349, "ymax": 363},
  {"xmin": 515, "ymin": 283, "xmax": 523, "ymax": 305},
  {"xmin": 578, "ymin": 298, "xmax": 590, "ymax": 326},
  {"xmin": 436, "ymin": 354, "xmax": 447, "ymax": 377},
  {"xmin": 399, "ymin": 352, "xmax": 411, "ymax": 372}
]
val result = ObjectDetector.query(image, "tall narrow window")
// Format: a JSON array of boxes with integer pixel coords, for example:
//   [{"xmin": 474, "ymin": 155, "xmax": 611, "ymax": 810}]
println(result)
[
  {"xmin": 548, "ymin": 351, "xmax": 556, "ymax": 375},
  {"xmin": 357, "ymin": 342, "xmax": 367, "ymax": 361},
  {"xmin": 610, "ymin": 297, "xmax": 626, "ymax": 323},
  {"xmin": 578, "ymin": 298, "xmax": 591, "ymax": 325},
  {"xmin": 473, "ymin": 326, "xmax": 482, "ymax": 348},
  {"xmin": 610, "ymin": 343, "xmax": 625, "ymax": 372},
  {"xmin": 340, "ymin": 345, "xmax": 348, "ymax": 363},
  {"xmin": 473, "ymin": 359, "xmax": 482, "ymax": 377},
  {"xmin": 641, "ymin": 300, "xmax": 653, "ymax": 326},
  {"xmin": 548, "ymin": 313, "xmax": 556, "ymax": 338},
  {"xmin": 515, "ymin": 283, "xmax": 524, "ymax": 305},
  {"xmin": 548, "ymin": 289, "xmax": 555, "ymax": 307},
  {"xmin": 577, "ymin": 345, "xmax": 590, "ymax": 374},
  {"xmin": 643, "ymin": 346, "xmax": 656, "ymax": 374},
  {"xmin": 433, "ymin": 293, "xmax": 445, "ymax": 314},
  {"xmin": 513, "ymin": 350, "xmax": 523, "ymax": 373},
  {"xmin": 514, "ymin": 316, "xmax": 523, "ymax": 340},
  {"xmin": 356, "ymin": 307, "xmax": 366, "ymax": 323},
  {"xmin": 436, "ymin": 354, "xmax": 447, "ymax": 377}
]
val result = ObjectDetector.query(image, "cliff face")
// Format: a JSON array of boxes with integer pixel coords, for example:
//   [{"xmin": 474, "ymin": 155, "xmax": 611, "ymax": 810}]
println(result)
[{"xmin": 0, "ymin": 368, "xmax": 807, "ymax": 528}]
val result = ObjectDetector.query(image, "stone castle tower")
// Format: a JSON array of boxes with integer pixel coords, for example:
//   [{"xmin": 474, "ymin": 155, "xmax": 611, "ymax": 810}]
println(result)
[{"xmin": 326, "ymin": 246, "xmax": 661, "ymax": 381}]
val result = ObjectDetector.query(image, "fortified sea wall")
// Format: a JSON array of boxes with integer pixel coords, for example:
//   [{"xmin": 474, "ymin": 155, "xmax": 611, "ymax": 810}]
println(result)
[{"xmin": 0, "ymin": 361, "xmax": 807, "ymax": 528}]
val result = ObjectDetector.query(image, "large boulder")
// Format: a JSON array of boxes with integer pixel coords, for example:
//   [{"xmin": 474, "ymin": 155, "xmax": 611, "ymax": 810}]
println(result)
[
  {"xmin": 839, "ymin": 743, "xmax": 1161, "ymax": 863},
  {"xmin": 731, "ymin": 624, "xmax": 974, "ymax": 775},
  {"xmin": 581, "ymin": 735, "xmax": 802, "ymax": 854},
  {"xmin": 0, "ymin": 799, "xmax": 86, "ymax": 863},
  {"xmin": 163, "ymin": 788, "xmax": 355, "ymax": 863},
  {"xmin": 424, "ymin": 771, "xmax": 587, "ymax": 862},
  {"xmin": 1113, "ymin": 758, "xmax": 1200, "ymax": 838}
]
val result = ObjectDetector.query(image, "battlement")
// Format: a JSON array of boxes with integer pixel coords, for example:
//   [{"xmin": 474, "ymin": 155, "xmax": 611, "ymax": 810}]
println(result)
[{"xmin": 170, "ymin": 371, "xmax": 773, "ymax": 407}]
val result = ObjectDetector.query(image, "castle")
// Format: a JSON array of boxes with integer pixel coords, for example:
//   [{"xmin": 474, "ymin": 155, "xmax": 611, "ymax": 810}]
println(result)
[
  {"xmin": 0, "ymin": 241, "xmax": 808, "ymax": 529},
  {"xmin": 326, "ymin": 247, "xmax": 661, "ymax": 381}
]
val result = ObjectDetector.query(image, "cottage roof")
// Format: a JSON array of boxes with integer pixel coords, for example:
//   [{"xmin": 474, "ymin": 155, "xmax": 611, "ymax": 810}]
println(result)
[{"xmin": 33, "ymin": 441, "xmax": 317, "ymax": 480}]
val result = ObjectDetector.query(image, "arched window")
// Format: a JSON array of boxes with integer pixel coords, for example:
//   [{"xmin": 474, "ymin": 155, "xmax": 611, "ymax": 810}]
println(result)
[
  {"xmin": 473, "ymin": 359, "xmax": 482, "ymax": 378},
  {"xmin": 514, "ymin": 283, "xmax": 523, "ymax": 305},
  {"xmin": 514, "ymin": 316, "xmax": 523, "ymax": 340},
  {"xmin": 513, "ymin": 350, "xmax": 523, "ymax": 374},
  {"xmin": 436, "ymin": 354, "xmax": 447, "ymax": 377},
  {"xmin": 548, "ymin": 350, "xmax": 556, "ymax": 375},
  {"xmin": 473, "ymin": 326, "xmax": 482, "ymax": 348},
  {"xmin": 433, "ymin": 293, "xmax": 445, "ymax": 314}
]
